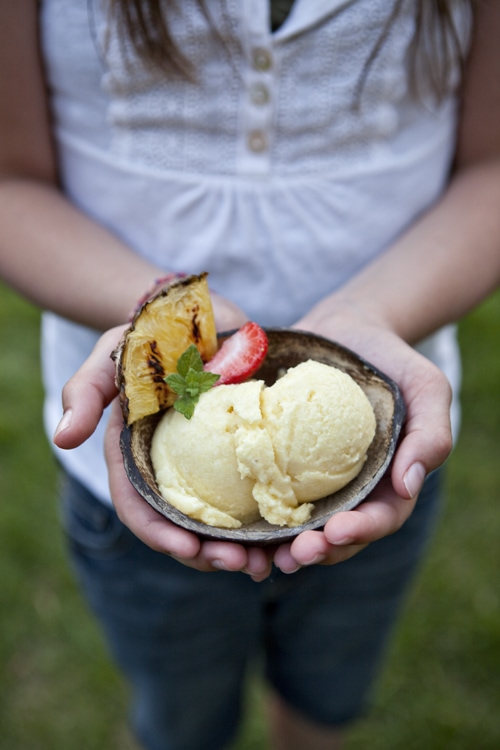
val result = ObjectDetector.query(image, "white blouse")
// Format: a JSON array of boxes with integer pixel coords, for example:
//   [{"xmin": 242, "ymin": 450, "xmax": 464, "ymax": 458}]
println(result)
[{"xmin": 40, "ymin": 0, "xmax": 469, "ymax": 503}]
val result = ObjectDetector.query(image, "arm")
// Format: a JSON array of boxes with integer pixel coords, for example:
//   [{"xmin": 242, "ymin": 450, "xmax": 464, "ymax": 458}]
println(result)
[
  {"xmin": 273, "ymin": 0, "xmax": 500, "ymax": 571},
  {"xmin": 0, "ymin": 3, "xmax": 167, "ymax": 329},
  {"xmin": 0, "ymin": 2, "xmax": 247, "ymax": 332},
  {"xmin": 301, "ymin": 0, "xmax": 500, "ymax": 346},
  {"xmin": 0, "ymin": 5, "xmax": 167, "ymax": 330}
]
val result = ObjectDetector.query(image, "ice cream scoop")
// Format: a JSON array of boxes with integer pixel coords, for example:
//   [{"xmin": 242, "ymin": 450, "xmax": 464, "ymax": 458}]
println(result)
[{"xmin": 151, "ymin": 360, "xmax": 376, "ymax": 529}]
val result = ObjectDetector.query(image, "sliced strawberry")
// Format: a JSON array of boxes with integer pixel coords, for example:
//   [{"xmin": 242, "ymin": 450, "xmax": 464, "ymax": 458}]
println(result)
[{"xmin": 204, "ymin": 322, "xmax": 268, "ymax": 384}]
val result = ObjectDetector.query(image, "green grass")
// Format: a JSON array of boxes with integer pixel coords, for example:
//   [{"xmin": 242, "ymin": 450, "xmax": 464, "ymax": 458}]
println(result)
[
  {"xmin": 1, "ymin": 281, "xmax": 499, "ymax": 749},
  {"xmin": 345, "ymin": 291, "xmax": 500, "ymax": 750}
]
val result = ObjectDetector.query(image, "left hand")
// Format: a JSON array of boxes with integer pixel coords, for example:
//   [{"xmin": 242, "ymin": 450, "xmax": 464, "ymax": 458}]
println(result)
[{"xmin": 272, "ymin": 305, "xmax": 453, "ymax": 573}]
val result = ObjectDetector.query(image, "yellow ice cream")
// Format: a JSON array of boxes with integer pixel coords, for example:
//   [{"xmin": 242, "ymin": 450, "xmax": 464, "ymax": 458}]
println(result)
[{"xmin": 151, "ymin": 360, "xmax": 376, "ymax": 529}]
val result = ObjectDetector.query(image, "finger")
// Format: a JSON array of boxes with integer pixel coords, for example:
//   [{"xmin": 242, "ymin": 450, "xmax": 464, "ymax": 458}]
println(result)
[
  {"xmin": 53, "ymin": 325, "xmax": 126, "ymax": 449},
  {"xmin": 193, "ymin": 543, "xmax": 271, "ymax": 579},
  {"xmin": 391, "ymin": 356, "xmax": 453, "ymax": 499},
  {"xmin": 273, "ymin": 533, "xmax": 367, "ymax": 571},
  {"xmin": 197, "ymin": 540, "xmax": 250, "ymax": 572},
  {"xmin": 276, "ymin": 475, "xmax": 418, "ymax": 570},
  {"xmin": 170, "ymin": 541, "xmax": 272, "ymax": 578},
  {"xmin": 243, "ymin": 546, "xmax": 274, "ymax": 581},
  {"xmin": 291, "ymin": 532, "xmax": 367, "ymax": 566},
  {"xmin": 283, "ymin": 530, "xmax": 366, "ymax": 567},
  {"xmin": 273, "ymin": 543, "xmax": 302, "ymax": 574},
  {"xmin": 322, "ymin": 478, "xmax": 417, "ymax": 547}
]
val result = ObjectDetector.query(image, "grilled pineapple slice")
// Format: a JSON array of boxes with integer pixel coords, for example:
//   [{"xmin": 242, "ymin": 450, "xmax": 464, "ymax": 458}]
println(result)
[{"xmin": 113, "ymin": 273, "xmax": 218, "ymax": 425}]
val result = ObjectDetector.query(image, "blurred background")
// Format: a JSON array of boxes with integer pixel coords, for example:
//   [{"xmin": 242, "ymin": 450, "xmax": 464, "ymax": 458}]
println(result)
[{"xmin": 1, "ymin": 280, "xmax": 499, "ymax": 750}]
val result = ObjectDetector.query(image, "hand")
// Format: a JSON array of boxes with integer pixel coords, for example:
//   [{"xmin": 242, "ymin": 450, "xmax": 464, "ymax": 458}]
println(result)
[
  {"xmin": 272, "ymin": 305, "xmax": 453, "ymax": 573},
  {"xmin": 210, "ymin": 290, "xmax": 248, "ymax": 332},
  {"xmin": 53, "ymin": 324, "xmax": 272, "ymax": 582}
]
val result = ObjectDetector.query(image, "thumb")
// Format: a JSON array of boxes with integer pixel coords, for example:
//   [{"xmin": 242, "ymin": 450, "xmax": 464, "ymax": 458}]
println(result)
[
  {"xmin": 53, "ymin": 325, "xmax": 126, "ymax": 449},
  {"xmin": 391, "ymin": 355, "xmax": 453, "ymax": 499}
]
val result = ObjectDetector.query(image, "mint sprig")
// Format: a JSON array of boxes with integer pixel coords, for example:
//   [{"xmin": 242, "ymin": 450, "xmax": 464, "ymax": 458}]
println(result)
[{"xmin": 165, "ymin": 345, "xmax": 220, "ymax": 419}]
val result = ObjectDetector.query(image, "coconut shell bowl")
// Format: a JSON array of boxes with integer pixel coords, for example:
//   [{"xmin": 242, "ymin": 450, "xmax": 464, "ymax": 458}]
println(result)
[{"xmin": 120, "ymin": 328, "xmax": 406, "ymax": 545}]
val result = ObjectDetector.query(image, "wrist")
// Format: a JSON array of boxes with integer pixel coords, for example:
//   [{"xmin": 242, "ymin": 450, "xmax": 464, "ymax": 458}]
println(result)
[{"xmin": 298, "ymin": 293, "xmax": 397, "ymax": 340}]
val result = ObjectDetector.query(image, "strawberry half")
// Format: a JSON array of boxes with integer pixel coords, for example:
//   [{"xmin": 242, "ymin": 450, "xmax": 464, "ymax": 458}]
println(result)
[{"xmin": 204, "ymin": 322, "xmax": 268, "ymax": 385}]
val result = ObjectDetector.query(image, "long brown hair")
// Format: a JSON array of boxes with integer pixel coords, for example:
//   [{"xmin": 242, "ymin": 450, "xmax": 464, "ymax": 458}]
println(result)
[
  {"xmin": 106, "ymin": 0, "xmax": 473, "ymax": 99},
  {"xmin": 107, "ymin": 0, "xmax": 200, "ymax": 79}
]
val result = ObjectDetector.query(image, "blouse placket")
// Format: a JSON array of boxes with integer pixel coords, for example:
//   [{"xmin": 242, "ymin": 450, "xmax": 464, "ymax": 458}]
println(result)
[{"xmin": 237, "ymin": 0, "xmax": 276, "ymax": 175}]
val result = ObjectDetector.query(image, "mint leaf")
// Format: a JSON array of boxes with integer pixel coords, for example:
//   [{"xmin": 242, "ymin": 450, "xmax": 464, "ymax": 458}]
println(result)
[
  {"xmin": 196, "ymin": 372, "xmax": 221, "ymax": 392},
  {"xmin": 172, "ymin": 395, "xmax": 197, "ymax": 420},
  {"xmin": 164, "ymin": 372, "xmax": 187, "ymax": 395},
  {"xmin": 176, "ymin": 344, "xmax": 204, "ymax": 377},
  {"xmin": 165, "ymin": 345, "xmax": 221, "ymax": 419}
]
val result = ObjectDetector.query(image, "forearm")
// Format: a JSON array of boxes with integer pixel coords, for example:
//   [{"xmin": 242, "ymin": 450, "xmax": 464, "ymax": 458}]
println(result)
[
  {"xmin": 0, "ymin": 178, "xmax": 165, "ymax": 330},
  {"xmin": 308, "ymin": 158, "xmax": 500, "ymax": 345}
]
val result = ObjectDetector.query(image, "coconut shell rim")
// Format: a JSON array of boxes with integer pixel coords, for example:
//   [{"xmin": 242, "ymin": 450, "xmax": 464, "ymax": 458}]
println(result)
[{"xmin": 120, "ymin": 327, "xmax": 406, "ymax": 545}]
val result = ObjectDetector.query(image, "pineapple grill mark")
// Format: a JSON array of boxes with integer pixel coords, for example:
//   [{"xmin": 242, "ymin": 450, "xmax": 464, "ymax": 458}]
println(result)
[
  {"xmin": 147, "ymin": 341, "xmax": 165, "ymax": 382},
  {"xmin": 191, "ymin": 304, "xmax": 201, "ymax": 343},
  {"xmin": 146, "ymin": 341, "xmax": 170, "ymax": 408}
]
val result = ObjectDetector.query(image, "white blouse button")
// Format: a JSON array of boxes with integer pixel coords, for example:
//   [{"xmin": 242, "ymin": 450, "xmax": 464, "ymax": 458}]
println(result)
[
  {"xmin": 247, "ymin": 130, "xmax": 268, "ymax": 152},
  {"xmin": 252, "ymin": 47, "xmax": 272, "ymax": 72},
  {"xmin": 250, "ymin": 82, "xmax": 270, "ymax": 106}
]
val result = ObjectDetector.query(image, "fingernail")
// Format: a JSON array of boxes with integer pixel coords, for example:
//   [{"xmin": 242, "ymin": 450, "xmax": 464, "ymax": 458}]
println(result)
[
  {"xmin": 54, "ymin": 409, "xmax": 73, "ymax": 438},
  {"xmin": 243, "ymin": 568, "xmax": 269, "ymax": 582},
  {"xmin": 304, "ymin": 554, "xmax": 326, "ymax": 566},
  {"xmin": 283, "ymin": 565, "xmax": 301, "ymax": 575},
  {"xmin": 211, "ymin": 560, "xmax": 229, "ymax": 571},
  {"xmin": 403, "ymin": 462, "xmax": 426, "ymax": 498},
  {"xmin": 325, "ymin": 534, "xmax": 353, "ymax": 546}
]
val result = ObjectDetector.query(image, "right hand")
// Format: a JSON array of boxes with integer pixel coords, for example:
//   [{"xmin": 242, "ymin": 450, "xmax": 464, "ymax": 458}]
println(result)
[
  {"xmin": 53, "ymin": 307, "xmax": 272, "ymax": 582},
  {"xmin": 271, "ymin": 304, "xmax": 453, "ymax": 573}
]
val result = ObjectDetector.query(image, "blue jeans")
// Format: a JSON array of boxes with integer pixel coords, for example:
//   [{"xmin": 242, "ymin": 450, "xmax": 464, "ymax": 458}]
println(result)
[{"xmin": 60, "ymin": 470, "xmax": 442, "ymax": 750}]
